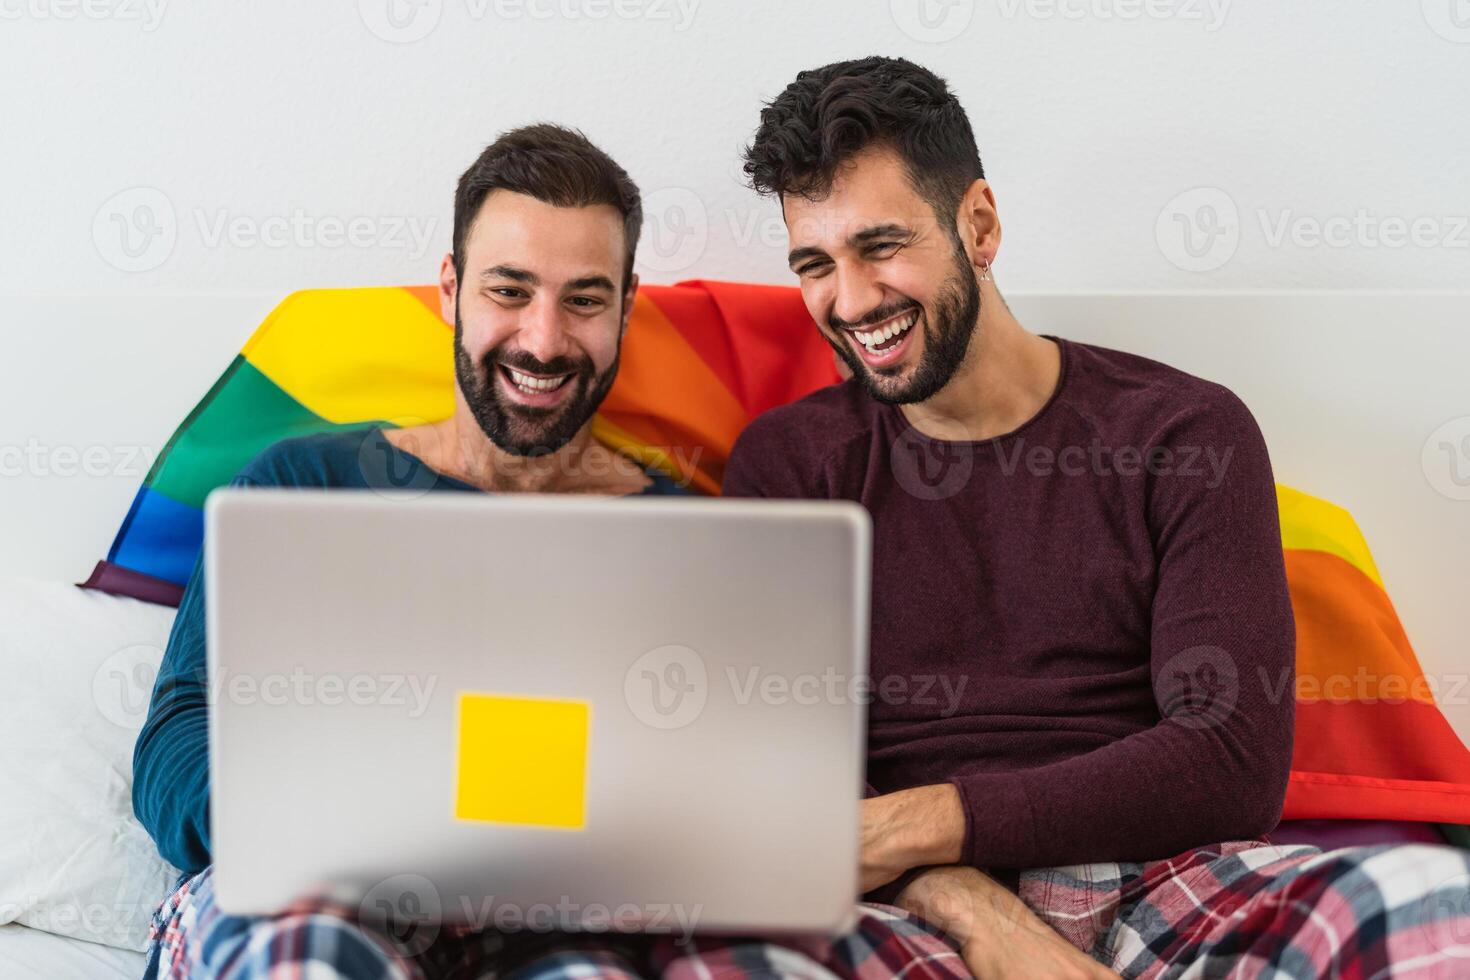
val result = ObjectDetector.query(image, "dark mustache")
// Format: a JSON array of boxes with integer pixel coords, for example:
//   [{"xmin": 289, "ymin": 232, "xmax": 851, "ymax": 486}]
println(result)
[
  {"xmin": 489, "ymin": 350, "xmax": 588, "ymax": 377},
  {"xmin": 828, "ymin": 301, "xmax": 921, "ymax": 332}
]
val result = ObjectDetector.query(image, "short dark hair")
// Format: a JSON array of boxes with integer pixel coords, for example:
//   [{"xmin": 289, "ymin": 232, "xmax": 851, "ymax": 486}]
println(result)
[
  {"xmin": 743, "ymin": 57, "xmax": 984, "ymax": 231},
  {"xmin": 453, "ymin": 123, "xmax": 642, "ymax": 291}
]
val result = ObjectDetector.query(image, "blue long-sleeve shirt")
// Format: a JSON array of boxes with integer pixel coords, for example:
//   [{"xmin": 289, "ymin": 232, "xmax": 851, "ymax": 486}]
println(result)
[{"xmin": 132, "ymin": 426, "xmax": 685, "ymax": 873}]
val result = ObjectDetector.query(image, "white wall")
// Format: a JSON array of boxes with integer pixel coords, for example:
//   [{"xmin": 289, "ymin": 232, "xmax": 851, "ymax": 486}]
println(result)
[{"xmin": 2, "ymin": 2, "xmax": 1468, "ymax": 293}]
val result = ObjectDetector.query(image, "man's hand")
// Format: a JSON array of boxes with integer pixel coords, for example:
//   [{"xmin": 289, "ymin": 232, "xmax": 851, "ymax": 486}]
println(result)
[
  {"xmin": 896, "ymin": 866, "xmax": 1120, "ymax": 980},
  {"xmin": 860, "ymin": 784, "xmax": 965, "ymax": 893}
]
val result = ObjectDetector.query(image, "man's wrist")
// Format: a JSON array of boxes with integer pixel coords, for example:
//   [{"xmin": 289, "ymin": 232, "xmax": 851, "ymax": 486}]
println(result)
[
  {"xmin": 894, "ymin": 866, "xmax": 981, "ymax": 943},
  {"xmin": 888, "ymin": 783, "xmax": 966, "ymax": 868},
  {"xmin": 894, "ymin": 864, "xmax": 1027, "ymax": 948},
  {"xmin": 898, "ymin": 865, "xmax": 1040, "ymax": 939}
]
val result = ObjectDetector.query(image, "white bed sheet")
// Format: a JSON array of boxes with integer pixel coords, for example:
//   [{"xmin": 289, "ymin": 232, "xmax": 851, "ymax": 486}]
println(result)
[{"xmin": 0, "ymin": 924, "xmax": 147, "ymax": 980}]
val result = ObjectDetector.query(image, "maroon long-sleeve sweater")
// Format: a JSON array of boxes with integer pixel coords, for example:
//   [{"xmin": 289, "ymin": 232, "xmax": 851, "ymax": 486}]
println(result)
[{"xmin": 723, "ymin": 337, "xmax": 1296, "ymax": 883}]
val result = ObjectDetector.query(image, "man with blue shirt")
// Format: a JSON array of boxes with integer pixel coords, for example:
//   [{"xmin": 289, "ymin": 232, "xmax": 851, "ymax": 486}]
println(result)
[{"xmin": 132, "ymin": 124, "xmax": 970, "ymax": 980}]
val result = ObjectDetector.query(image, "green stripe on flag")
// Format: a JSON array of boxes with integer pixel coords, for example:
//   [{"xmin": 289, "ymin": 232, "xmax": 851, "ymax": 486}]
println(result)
[{"xmin": 147, "ymin": 358, "xmax": 376, "ymax": 508}]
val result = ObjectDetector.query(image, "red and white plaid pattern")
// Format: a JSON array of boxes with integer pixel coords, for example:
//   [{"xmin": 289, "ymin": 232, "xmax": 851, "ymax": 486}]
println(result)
[{"xmin": 1019, "ymin": 839, "xmax": 1470, "ymax": 977}]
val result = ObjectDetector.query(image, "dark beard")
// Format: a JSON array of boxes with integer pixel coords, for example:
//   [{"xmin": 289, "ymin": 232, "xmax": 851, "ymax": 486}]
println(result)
[
  {"xmin": 453, "ymin": 309, "xmax": 621, "ymax": 457},
  {"xmin": 829, "ymin": 248, "xmax": 981, "ymax": 406}
]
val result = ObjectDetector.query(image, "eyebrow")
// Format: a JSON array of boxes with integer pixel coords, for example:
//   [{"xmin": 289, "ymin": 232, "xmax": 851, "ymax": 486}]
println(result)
[
  {"xmin": 565, "ymin": 275, "xmax": 615, "ymax": 293},
  {"xmin": 479, "ymin": 267, "xmax": 616, "ymax": 293},
  {"xmin": 787, "ymin": 245, "xmax": 826, "ymax": 269},
  {"xmin": 787, "ymin": 223, "xmax": 914, "ymax": 268},
  {"xmin": 480, "ymin": 264, "xmax": 538, "ymax": 285},
  {"xmin": 852, "ymin": 223, "xmax": 911, "ymax": 244}
]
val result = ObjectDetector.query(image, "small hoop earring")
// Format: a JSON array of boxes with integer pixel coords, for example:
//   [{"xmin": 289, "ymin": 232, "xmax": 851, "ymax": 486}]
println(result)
[{"xmin": 978, "ymin": 260, "xmax": 993, "ymax": 283}]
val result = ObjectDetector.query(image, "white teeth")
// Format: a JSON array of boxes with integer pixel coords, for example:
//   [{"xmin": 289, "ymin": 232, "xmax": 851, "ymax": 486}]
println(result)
[
  {"xmin": 508, "ymin": 368, "xmax": 569, "ymax": 393},
  {"xmin": 854, "ymin": 311, "xmax": 918, "ymax": 353}
]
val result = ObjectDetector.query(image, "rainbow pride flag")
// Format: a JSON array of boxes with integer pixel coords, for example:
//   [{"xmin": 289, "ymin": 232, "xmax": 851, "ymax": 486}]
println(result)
[
  {"xmin": 1277, "ymin": 487, "xmax": 1470, "ymax": 823},
  {"xmin": 84, "ymin": 280, "xmax": 837, "ymax": 604}
]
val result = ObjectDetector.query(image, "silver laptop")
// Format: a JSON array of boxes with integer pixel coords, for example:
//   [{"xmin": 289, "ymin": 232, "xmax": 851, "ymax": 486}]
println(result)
[{"xmin": 205, "ymin": 488, "xmax": 871, "ymax": 938}]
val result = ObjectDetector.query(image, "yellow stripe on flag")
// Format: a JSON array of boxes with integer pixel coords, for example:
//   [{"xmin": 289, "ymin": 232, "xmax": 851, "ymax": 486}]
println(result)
[
  {"xmin": 242, "ymin": 287, "xmax": 456, "ymax": 426},
  {"xmin": 1276, "ymin": 485, "xmax": 1383, "ymax": 589}
]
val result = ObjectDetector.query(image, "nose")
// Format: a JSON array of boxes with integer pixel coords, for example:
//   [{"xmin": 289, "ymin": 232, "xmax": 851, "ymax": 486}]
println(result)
[
  {"xmin": 830, "ymin": 261, "xmax": 885, "ymax": 328},
  {"xmin": 515, "ymin": 295, "xmax": 574, "ymax": 364}
]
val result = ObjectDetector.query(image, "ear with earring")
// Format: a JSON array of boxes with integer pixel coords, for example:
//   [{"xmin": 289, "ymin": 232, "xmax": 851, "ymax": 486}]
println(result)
[{"xmin": 978, "ymin": 259, "xmax": 993, "ymax": 283}]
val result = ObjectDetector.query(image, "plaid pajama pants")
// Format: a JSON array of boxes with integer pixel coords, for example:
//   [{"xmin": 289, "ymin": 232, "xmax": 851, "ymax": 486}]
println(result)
[
  {"xmin": 1023, "ymin": 839, "xmax": 1470, "ymax": 978},
  {"xmin": 140, "ymin": 865, "xmax": 968, "ymax": 980},
  {"xmin": 145, "ymin": 840, "xmax": 1470, "ymax": 979}
]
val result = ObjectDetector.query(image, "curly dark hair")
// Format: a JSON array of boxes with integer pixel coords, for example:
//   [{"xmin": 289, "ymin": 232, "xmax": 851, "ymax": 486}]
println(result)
[
  {"xmin": 743, "ymin": 57, "xmax": 984, "ymax": 230},
  {"xmin": 453, "ymin": 123, "xmax": 642, "ymax": 291}
]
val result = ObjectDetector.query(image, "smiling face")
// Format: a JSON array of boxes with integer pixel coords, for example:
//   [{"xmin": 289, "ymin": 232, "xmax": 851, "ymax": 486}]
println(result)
[
  {"xmin": 448, "ymin": 190, "xmax": 634, "ymax": 456},
  {"xmin": 784, "ymin": 145, "xmax": 980, "ymax": 405}
]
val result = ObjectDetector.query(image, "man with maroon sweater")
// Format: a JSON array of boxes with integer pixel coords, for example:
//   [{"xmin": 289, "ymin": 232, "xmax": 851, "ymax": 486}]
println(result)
[{"xmin": 728, "ymin": 57, "xmax": 1470, "ymax": 978}]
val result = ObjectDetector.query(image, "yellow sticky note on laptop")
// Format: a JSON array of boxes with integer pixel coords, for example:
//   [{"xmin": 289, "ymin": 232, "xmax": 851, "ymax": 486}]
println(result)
[{"xmin": 454, "ymin": 693, "xmax": 590, "ymax": 829}]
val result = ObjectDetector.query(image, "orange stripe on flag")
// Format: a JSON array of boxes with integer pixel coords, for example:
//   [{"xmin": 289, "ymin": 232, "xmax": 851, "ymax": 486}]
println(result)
[
  {"xmin": 1286, "ymin": 549, "xmax": 1431, "ymax": 704},
  {"xmin": 598, "ymin": 291, "xmax": 749, "ymax": 491}
]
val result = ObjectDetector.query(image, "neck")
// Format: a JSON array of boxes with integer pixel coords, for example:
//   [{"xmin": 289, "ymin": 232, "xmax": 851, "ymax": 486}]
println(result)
[
  {"xmin": 898, "ymin": 282, "xmax": 1061, "ymax": 442},
  {"xmin": 438, "ymin": 403, "xmax": 605, "ymax": 494}
]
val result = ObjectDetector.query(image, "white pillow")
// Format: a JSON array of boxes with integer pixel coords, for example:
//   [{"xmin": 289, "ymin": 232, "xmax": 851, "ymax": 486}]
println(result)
[{"xmin": 0, "ymin": 575, "xmax": 181, "ymax": 951}]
